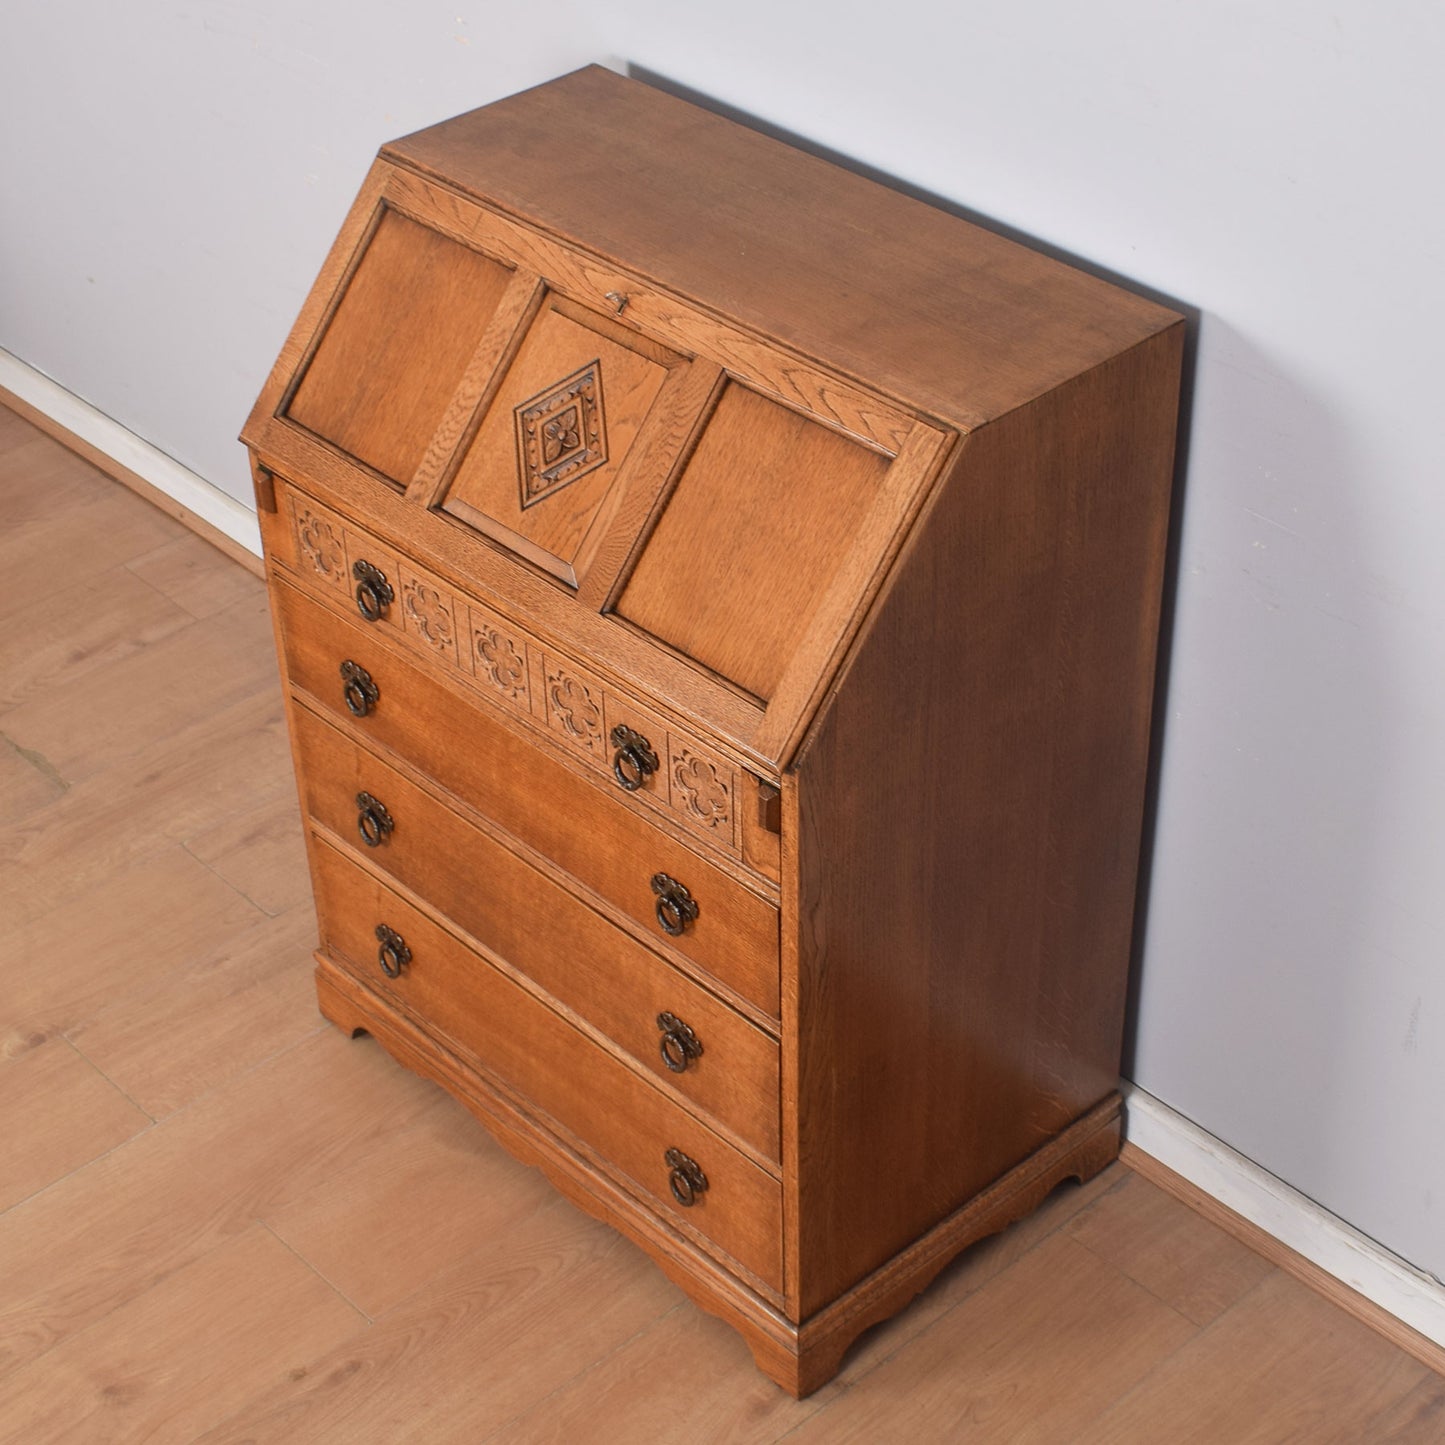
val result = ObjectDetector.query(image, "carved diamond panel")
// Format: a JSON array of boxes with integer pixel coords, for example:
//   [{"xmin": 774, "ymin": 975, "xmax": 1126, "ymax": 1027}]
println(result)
[{"xmin": 514, "ymin": 361, "xmax": 608, "ymax": 509}]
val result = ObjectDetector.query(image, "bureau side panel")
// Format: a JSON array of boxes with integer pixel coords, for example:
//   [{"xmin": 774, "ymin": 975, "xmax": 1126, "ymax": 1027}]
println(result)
[{"xmin": 787, "ymin": 324, "xmax": 1185, "ymax": 1316}]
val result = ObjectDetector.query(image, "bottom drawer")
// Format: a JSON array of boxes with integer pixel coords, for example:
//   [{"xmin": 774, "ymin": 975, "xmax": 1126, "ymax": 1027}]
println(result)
[{"xmin": 310, "ymin": 839, "xmax": 783, "ymax": 1292}]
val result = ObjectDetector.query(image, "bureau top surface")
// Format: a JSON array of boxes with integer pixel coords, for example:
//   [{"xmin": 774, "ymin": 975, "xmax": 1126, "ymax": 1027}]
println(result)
[
  {"xmin": 386, "ymin": 66, "xmax": 1176, "ymax": 429},
  {"xmin": 245, "ymin": 66, "xmax": 1181, "ymax": 770}
]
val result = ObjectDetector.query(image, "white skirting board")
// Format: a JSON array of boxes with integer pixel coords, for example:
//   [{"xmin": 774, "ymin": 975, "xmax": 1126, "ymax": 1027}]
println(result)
[
  {"xmin": 1124, "ymin": 1084, "xmax": 1445, "ymax": 1349},
  {"xmin": 0, "ymin": 347, "xmax": 262, "ymax": 560}
]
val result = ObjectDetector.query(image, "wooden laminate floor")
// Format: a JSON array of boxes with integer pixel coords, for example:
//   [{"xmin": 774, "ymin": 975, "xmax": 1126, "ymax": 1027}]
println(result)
[{"xmin": 1, "ymin": 402, "xmax": 1442, "ymax": 1443}]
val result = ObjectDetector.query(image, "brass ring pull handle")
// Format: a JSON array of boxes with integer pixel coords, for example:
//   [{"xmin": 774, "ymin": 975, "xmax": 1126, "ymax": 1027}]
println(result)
[
  {"xmin": 657, "ymin": 1012, "xmax": 703, "ymax": 1074},
  {"xmin": 609, "ymin": 724, "xmax": 659, "ymax": 792},
  {"xmin": 340, "ymin": 660, "xmax": 379, "ymax": 717},
  {"xmin": 650, "ymin": 874, "xmax": 699, "ymax": 936},
  {"xmin": 665, "ymin": 1147, "xmax": 708, "ymax": 1208},
  {"xmin": 356, "ymin": 791, "xmax": 394, "ymax": 848},
  {"xmin": 375, "ymin": 924, "xmax": 411, "ymax": 978},
  {"xmin": 352, "ymin": 560, "xmax": 394, "ymax": 622}
]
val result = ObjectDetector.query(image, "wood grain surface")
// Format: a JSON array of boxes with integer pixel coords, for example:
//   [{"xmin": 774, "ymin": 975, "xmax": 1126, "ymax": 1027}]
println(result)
[
  {"xmin": 292, "ymin": 703, "xmax": 781, "ymax": 1161},
  {"xmin": 287, "ymin": 207, "xmax": 514, "ymax": 486},
  {"xmin": 273, "ymin": 578, "xmax": 781, "ymax": 1013},
  {"xmin": 2, "ymin": 399, "xmax": 1437, "ymax": 1438}
]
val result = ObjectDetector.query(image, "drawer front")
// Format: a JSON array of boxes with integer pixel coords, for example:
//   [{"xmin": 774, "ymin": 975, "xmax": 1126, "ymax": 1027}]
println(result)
[
  {"xmin": 274, "ymin": 483, "xmax": 763, "ymax": 869},
  {"xmin": 311, "ymin": 841, "xmax": 783, "ymax": 1292},
  {"xmin": 275, "ymin": 578, "xmax": 780, "ymax": 1015},
  {"xmin": 293, "ymin": 703, "xmax": 780, "ymax": 1161}
]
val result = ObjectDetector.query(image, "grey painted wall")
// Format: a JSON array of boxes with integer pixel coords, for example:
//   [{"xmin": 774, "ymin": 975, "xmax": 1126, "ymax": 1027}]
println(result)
[{"xmin": 3, "ymin": 4, "xmax": 1441, "ymax": 1279}]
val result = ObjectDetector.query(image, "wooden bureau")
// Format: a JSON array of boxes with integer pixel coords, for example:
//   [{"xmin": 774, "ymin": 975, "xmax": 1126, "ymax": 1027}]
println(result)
[{"xmin": 242, "ymin": 65, "xmax": 1184, "ymax": 1395}]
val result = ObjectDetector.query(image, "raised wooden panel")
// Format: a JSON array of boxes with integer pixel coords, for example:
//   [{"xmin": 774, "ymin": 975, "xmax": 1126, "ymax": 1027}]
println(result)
[
  {"xmin": 439, "ymin": 294, "xmax": 678, "ymax": 585},
  {"xmin": 286, "ymin": 208, "xmax": 514, "ymax": 485},
  {"xmin": 616, "ymin": 383, "xmax": 890, "ymax": 702}
]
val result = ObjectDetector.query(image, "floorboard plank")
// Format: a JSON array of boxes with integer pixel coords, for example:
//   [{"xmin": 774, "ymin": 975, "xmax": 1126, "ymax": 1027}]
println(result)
[
  {"xmin": 0, "ymin": 1029, "xmax": 441, "ymax": 1382},
  {"xmin": 0, "ymin": 563, "xmax": 193, "ymax": 713},
  {"xmin": 783, "ymin": 1232, "xmax": 1198, "ymax": 1444},
  {"xmin": 0, "ymin": 735, "xmax": 65, "ymax": 827},
  {"xmin": 1072, "ymin": 1270, "xmax": 1429, "ymax": 1445},
  {"xmin": 0, "ymin": 1225, "xmax": 363, "ymax": 1445},
  {"xmin": 126, "ymin": 531, "xmax": 262, "ymax": 621},
  {"xmin": 1, "ymin": 847, "xmax": 265, "ymax": 1060},
  {"xmin": 184, "ymin": 790, "xmax": 313, "ymax": 918},
  {"xmin": 1066, "ymin": 1166, "xmax": 1274, "ymax": 1326},
  {"xmin": 0, "ymin": 591, "xmax": 277, "ymax": 785},
  {"xmin": 263, "ymin": 1088, "xmax": 557, "ymax": 1319},
  {"xmin": 196, "ymin": 1204, "xmax": 679, "ymax": 1445},
  {"xmin": 0, "ymin": 690, "xmax": 291, "ymax": 930},
  {"xmin": 65, "ymin": 905, "xmax": 323, "ymax": 1119},
  {"xmin": 0, "ymin": 1039, "xmax": 152, "ymax": 1212}
]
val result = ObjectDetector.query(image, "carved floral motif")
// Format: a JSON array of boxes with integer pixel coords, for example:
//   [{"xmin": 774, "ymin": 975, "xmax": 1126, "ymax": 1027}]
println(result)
[
  {"xmin": 295, "ymin": 506, "xmax": 346, "ymax": 586},
  {"xmin": 475, "ymin": 625, "xmax": 528, "ymax": 702},
  {"xmin": 402, "ymin": 579, "xmax": 455, "ymax": 653},
  {"xmin": 672, "ymin": 750, "xmax": 731, "ymax": 829},
  {"xmin": 546, "ymin": 667, "xmax": 604, "ymax": 752},
  {"xmin": 514, "ymin": 361, "xmax": 608, "ymax": 509}
]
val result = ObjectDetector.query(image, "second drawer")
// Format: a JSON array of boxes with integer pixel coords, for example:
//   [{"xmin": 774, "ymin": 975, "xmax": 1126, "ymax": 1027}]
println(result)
[{"xmin": 293, "ymin": 702, "xmax": 781, "ymax": 1162}]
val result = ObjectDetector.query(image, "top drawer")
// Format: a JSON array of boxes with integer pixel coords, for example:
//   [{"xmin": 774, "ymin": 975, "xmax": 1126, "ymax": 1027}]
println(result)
[
  {"xmin": 274, "ymin": 483, "xmax": 779, "ymax": 881},
  {"xmin": 273, "ymin": 577, "xmax": 780, "ymax": 1016}
]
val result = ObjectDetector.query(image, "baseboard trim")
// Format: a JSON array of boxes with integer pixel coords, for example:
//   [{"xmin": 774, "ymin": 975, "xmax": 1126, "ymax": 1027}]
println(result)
[
  {"xmin": 1123, "ymin": 1085, "xmax": 1445, "ymax": 1375},
  {"xmin": 0, "ymin": 348, "xmax": 263, "ymax": 577}
]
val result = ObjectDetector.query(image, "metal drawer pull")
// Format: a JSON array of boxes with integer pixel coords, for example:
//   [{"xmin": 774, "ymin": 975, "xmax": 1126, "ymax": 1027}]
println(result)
[
  {"xmin": 650, "ymin": 874, "xmax": 699, "ymax": 936},
  {"xmin": 610, "ymin": 724, "xmax": 658, "ymax": 792},
  {"xmin": 665, "ymin": 1147, "xmax": 708, "ymax": 1207},
  {"xmin": 356, "ymin": 791, "xmax": 394, "ymax": 848},
  {"xmin": 340, "ymin": 659, "xmax": 379, "ymax": 717},
  {"xmin": 375, "ymin": 923, "xmax": 411, "ymax": 978},
  {"xmin": 352, "ymin": 559, "xmax": 394, "ymax": 622},
  {"xmin": 657, "ymin": 1012, "xmax": 703, "ymax": 1073}
]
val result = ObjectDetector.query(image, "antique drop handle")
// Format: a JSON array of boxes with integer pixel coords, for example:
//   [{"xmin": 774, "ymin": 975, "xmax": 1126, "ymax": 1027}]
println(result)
[
  {"xmin": 352, "ymin": 559, "xmax": 394, "ymax": 622},
  {"xmin": 375, "ymin": 923, "xmax": 411, "ymax": 978},
  {"xmin": 650, "ymin": 874, "xmax": 699, "ymax": 936},
  {"xmin": 340, "ymin": 660, "xmax": 379, "ymax": 717},
  {"xmin": 610, "ymin": 724, "xmax": 659, "ymax": 792},
  {"xmin": 657, "ymin": 1012, "xmax": 703, "ymax": 1074},
  {"xmin": 356, "ymin": 791, "xmax": 394, "ymax": 848},
  {"xmin": 664, "ymin": 1147, "xmax": 708, "ymax": 1208}
]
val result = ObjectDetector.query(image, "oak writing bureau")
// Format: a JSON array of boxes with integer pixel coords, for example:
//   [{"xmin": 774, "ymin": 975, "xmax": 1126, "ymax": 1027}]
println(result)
[{"xmin": 242, "ymin": 65, "xmax": 1183, "ymax": 1395}]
